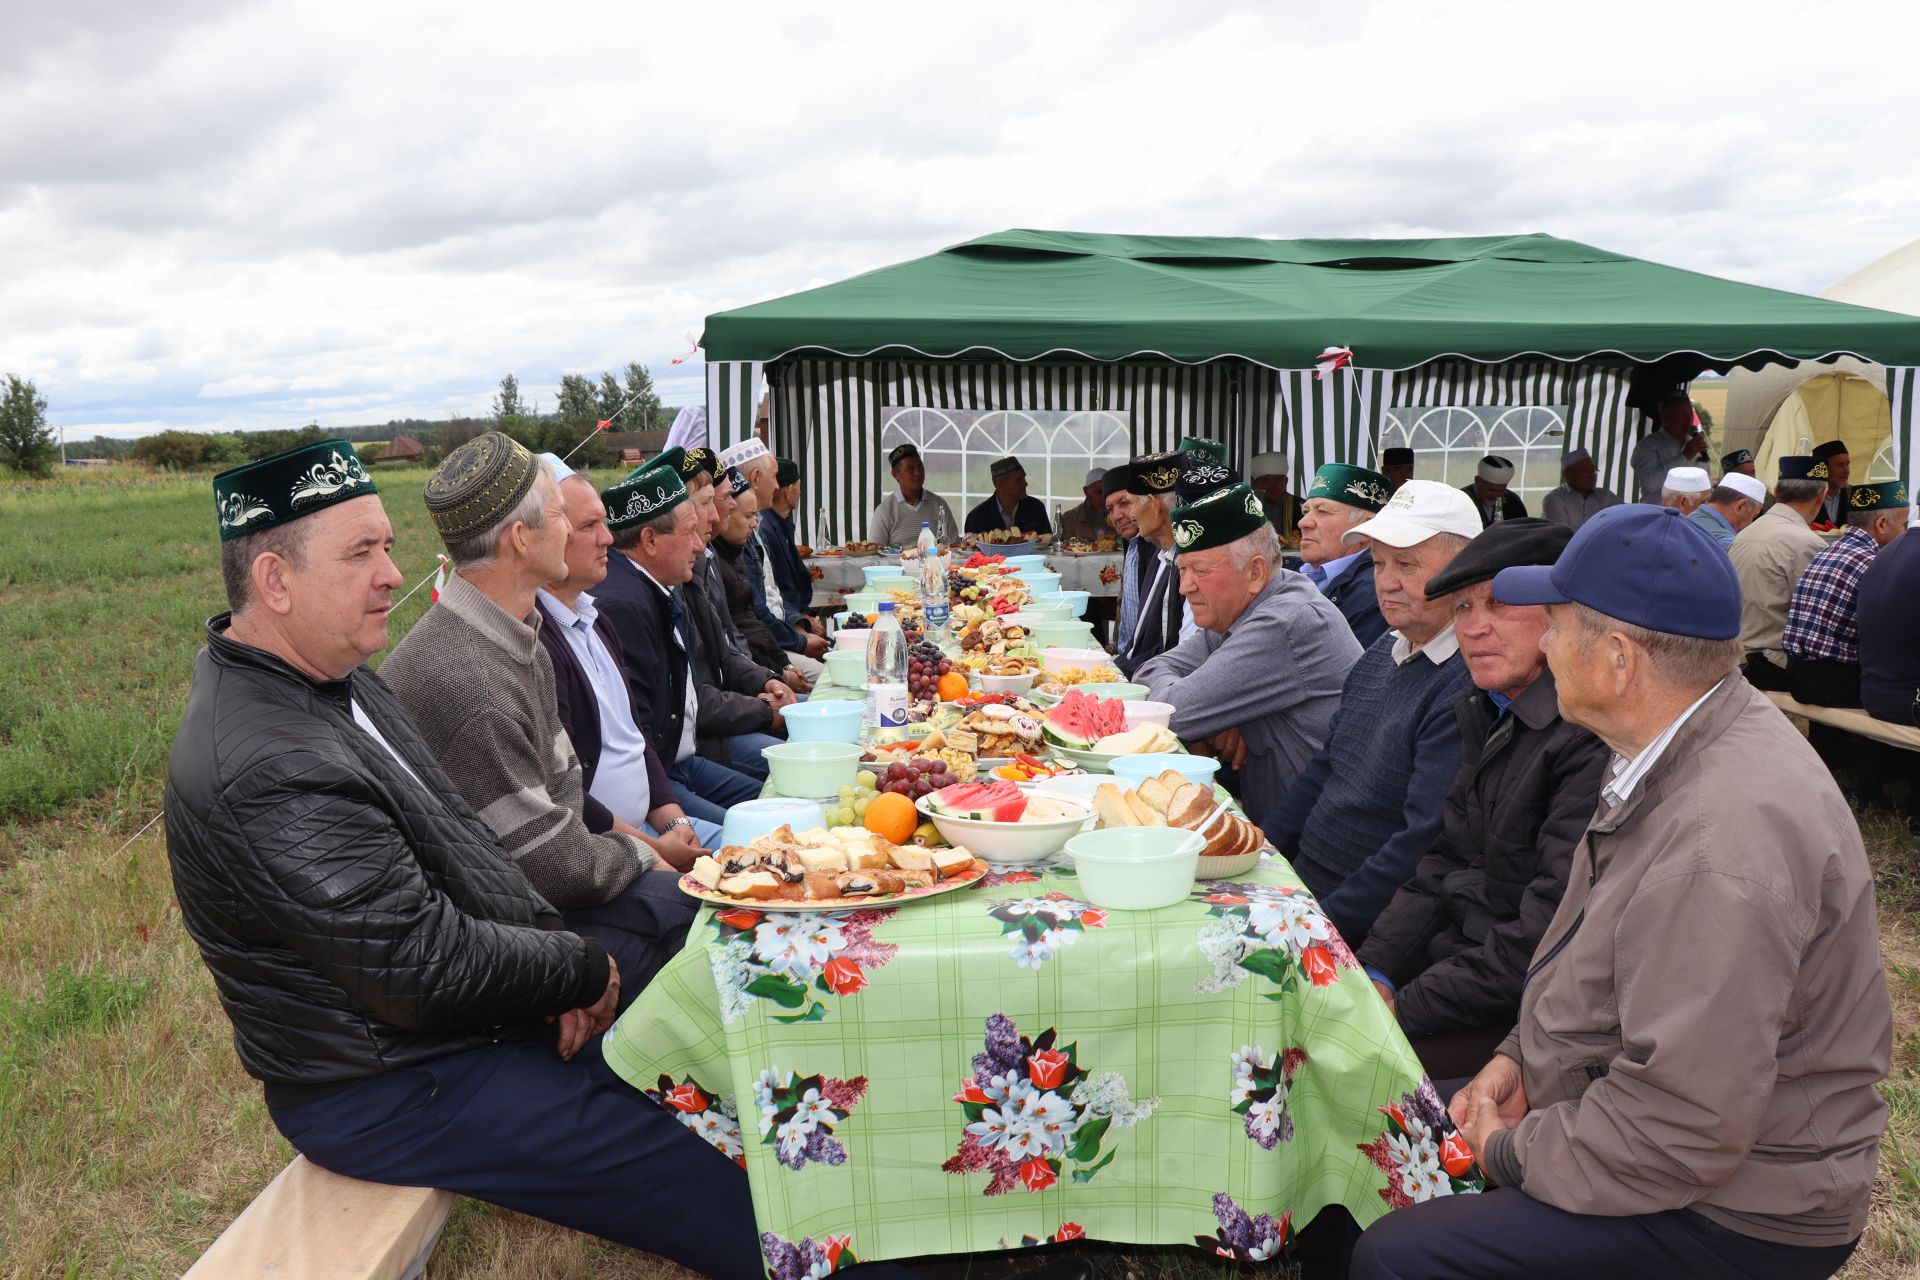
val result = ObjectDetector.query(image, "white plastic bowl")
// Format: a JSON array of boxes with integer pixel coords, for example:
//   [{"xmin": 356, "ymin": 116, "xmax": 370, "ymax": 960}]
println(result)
[
  {"xmin": 978, "ymin": 670, "xmax": 1037, "ymax": 696},
  {"xmin": 1029, "ymin": 773, "xmax": 1108, "ymax": 808},
  {"xmin": 999, "ymin": 611, "xmax": 1041, "ymax": 631},
  {"xmin": 1065, "ymin": 827, "xmax": 1204, "ymax": 910},
  {"xmin": 1042, "ymin": 646, "xmax": 1112, "ymax": 674},
  {"xmin": 833, "ymin": 628, "xmax": 871, "ymax": 651},
  {"xmin": 915, "ymin": 787, "xmax": 1092, "ymax": 865},
  {"xmin": 1121, "ymin": 700, "xmax": 1175, "ymax": 730}
]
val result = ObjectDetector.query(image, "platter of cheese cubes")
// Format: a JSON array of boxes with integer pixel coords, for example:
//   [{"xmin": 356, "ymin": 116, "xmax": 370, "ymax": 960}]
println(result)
[{"xmin": 680, "ymin": 823, "xmax": 989, "ymax": 913}]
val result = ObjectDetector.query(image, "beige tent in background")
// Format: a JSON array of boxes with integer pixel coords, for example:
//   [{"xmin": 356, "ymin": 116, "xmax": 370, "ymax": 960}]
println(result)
[{"xmin": 1724, "ymin": 238, "xmax": 1920, "ymax": 483}]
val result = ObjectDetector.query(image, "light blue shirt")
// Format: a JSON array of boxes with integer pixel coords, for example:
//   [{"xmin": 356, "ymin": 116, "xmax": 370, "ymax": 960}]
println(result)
[
  {"xmin": 537, "ymin": 588, "xmax": 653, "ymax": 825},
  {"xmin": 1302, "ymin": 548, "xmax": 1366, "ymax": 593},
  {"xmin": 1116, "ymin": 538, "xmax": 1143, "ymax": 652}
]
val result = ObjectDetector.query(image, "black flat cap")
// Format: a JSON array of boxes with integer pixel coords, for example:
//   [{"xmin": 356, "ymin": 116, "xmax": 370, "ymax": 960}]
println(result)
[
  {"xmin": 1424, "ymin": 517, "xmax": 1573, "ymax": 599},
  {"xmin": 1812, "ymin": 439, "xmax": 1849, "ymax": 459}
]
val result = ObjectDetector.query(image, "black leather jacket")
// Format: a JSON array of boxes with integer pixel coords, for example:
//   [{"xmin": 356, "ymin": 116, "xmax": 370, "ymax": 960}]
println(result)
[{"xmin": 164, "ymin": 616, "xmax": 607, "ymax": 1088}]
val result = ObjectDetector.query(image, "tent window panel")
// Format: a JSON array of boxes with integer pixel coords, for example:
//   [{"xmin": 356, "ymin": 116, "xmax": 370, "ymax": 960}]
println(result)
[
  {"xmin": 882, "ymin": 406, "xmax": 1131, "ymax": 528},
  {"xmin": 1382, "ymin": 405, "xmax": 1570, "ymax": 509}
]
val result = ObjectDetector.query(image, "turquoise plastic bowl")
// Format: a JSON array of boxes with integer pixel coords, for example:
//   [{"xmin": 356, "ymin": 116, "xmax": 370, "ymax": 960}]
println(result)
[
  {"xmin": 861, "ymin": 565, "xmax": 912, "ymax": 590},
  {"xmin": 1109, "ymin": 752, "xmax": 1220, "ymax": 790},
  {"xmin": 1003, "ymin": 555, "xmax": 1050, "ymax": 573},
  {"xmin": 1054, "ymin": 589, "xmax": 1091, "ymax": 618},
  {"xmin": 1014, "ymin": 570, "xmax": 1062, "ymax": 595},
  {"xmin": 781, "ymin": 700, "xmax": 866, "ymax": 743},
  {"xmin": 721, "ymin": 797, "xmax": 827, "ymax": 848}
]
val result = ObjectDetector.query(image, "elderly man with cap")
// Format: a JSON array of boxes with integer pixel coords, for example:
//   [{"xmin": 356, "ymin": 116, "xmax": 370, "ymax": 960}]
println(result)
[
  {"xmin": 1055, "ymin": 467, "xmax": 1112, "ymax": 541},
  {"xmin": 867, "ymin": 442, "xmax": 958, "ymax": 545},
  {"xmin": 1658, "ymin": 465, "xmax": 1711, "ymax": 515},
  {"xmin": 1101, "ymin": 463, "xmax": 1148, "ymax": 652},
  {"xmin": 1249, "ymin": 451, "xmax": 1303, "ymax": 538},
  {"xmin": 1295, "ymin": 462, "xmax": 1392, "ymax": 647},
  {"xmin": 964, "ymin": 454, "xmax": 1051, "ymax": 535},
  {"xmin": 1782, "ymin": 480, "xmax": 1912, "ymax": 708},
  {"xmin": 382, "ymin": 435, "xmax": 701, "ymax": 1001},
  {"xmin": 712, "ymin": 467, "xmax": 807, "ymax": 682},
  {"xmin": 1685, "ymin": 470, "xmax": 1768, "ymax": 547},
  {"xmin": 1729, "ymin": 455, "xmax": 1832, "ymax": 692},
  {"xmin": 1262, "ymin": 481, "xmax": 1482, "ymax": 946},
  {"xmin": 1132, "ymin": 484, "xmax": 1360, "ymax": 828},
  {"xmin": 1721, "ymin": 447, "xmax": 1757, "ymax": 478},
  {"xmin": 1115, "ymin": 451, "xmax": 1198, "ymax": 677},
  {"xmin": 717, "ymin": 451, "xmax": 827, "ymax": 679},
  {"xmin": 590, "ymin": 466, "xmax": 768, "ymax": 823},
  {"xmin": 1352, "ymin": 503, "xmax": 1892, "ymax": 1280},
  {"xmin": 1357, "ymin": 519, "xmax": 1609, "ymax": 1081},
  {"xmin": 1811, "ymin": 439, "xmax": 1853, "ymax": 529},
  {"xmin": 1381, "ymin": 446, "xmax": 1416, "ymax": 493},
  {"xmin": 1629, "ymin": 390, "xmax": 1708, "ymax": 503},
  {"xmin": 1462, "ymin": 454, "xmax": 1528, "ymax": 527},
  {"xmin": 165, "ymin": 440, "xmax": 769, "ymax": 1277},
  {"xmin": 1540, "ymin": 448, "xmax": 1621, "ymax": 532},
  {"xmin": 759, "ymin": 455, "xmax": 815, "ymax": 619}
]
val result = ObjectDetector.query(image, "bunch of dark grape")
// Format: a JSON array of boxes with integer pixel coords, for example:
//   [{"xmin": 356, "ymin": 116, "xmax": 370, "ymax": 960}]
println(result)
[
  {"xmin": 879, "ymin": 759, "xmax": 959, "ymax": 800},
  {"xmin": 906, "ymin": 641, "xmax": 953, "ymax": 699}
]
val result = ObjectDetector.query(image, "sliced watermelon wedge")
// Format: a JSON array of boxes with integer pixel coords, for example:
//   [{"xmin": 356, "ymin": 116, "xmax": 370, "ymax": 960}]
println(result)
[
  {"xmin": 928, "ymin": 780, "xmax": 1028, "ymax": 822},
  {"xmin": 1043, "ymin": 689, "xmax": 1128, "ymax": 749}
]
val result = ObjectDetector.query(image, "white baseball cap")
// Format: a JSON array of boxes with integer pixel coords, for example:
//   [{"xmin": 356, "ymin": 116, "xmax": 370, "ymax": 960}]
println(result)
[
  {"xmin": 1344, "ymin": 479, "xmax": 1483, "ymax": 548},
  {"xmin": 1664, "ymin": 465, "xmax": 1711, "ymax": 494},
  {"xmin": 1718, "ymin": 472, "xmax": 1768, "ymax": 505}
]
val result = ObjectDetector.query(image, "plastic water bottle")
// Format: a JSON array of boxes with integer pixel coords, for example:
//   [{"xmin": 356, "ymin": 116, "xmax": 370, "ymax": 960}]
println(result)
[
  {"xmin": 916, "ymin": 522, "xmax": 950, "ymax": 636},
  {"xmin": 866, "ymin": 601, "xmax": 909, "ymax": 738}
]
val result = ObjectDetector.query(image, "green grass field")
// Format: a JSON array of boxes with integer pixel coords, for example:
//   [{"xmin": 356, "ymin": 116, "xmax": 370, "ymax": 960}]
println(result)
[{"xmin": 1, "ymin": 467, "xmax": 1916, "ymax": 1277}]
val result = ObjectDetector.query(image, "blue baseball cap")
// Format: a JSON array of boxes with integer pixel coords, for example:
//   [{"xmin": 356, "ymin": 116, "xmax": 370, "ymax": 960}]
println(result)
[{"xmin": 1492, "ymin": 504, "xmax": 1741, "ymax": 640}]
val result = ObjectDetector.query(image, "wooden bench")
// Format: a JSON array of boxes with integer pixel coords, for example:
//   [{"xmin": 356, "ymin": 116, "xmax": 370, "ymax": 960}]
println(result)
[
  {"xmin": 184, "ymin": 1156, "xmax": 453, "ymax": 1280},
  {"xmin": 1763, "ymin": 690, "xmax": 1920, "ymax": 753}
]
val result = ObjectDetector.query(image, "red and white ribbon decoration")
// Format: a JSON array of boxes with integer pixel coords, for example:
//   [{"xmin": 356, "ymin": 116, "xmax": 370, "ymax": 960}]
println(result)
[
  {"xmin": 1313, "ymin": 346, "xmax": 1354, "ymax": 380},
  {"xmin": 429, "ymin": 554, "xmax": 451, "ymax": 604},
  {"xmin": 668, "ymin": 332, "xmax": 701, "ymax": 366}
]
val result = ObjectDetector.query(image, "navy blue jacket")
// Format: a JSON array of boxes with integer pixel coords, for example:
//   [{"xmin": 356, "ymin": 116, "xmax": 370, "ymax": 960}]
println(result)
[
  {"xmin": 759, "ymin": 507, "xmax": 814, "ymax": 619},
  {"xmin": 1319, "ymin": 548, "xmax": 1389, "ymax": 649},
  {"xmin": 587, "ymin": 553, "xmax": 691, "ymax": 768},
  {"xmin": 963, "ymin": 493, "xmax": 1052, "ymax": 536}
]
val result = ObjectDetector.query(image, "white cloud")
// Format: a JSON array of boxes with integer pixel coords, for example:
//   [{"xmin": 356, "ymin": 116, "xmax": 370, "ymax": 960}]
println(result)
[{"xmin": 3, "ymin": 0, "xmax": 1918, "ymax": 437}]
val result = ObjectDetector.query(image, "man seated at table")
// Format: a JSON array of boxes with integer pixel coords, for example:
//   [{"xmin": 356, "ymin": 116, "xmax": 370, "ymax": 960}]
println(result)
[
  {"xmin": 1659, "ymin": 465, "xmax": 1710, "ymax": 516},
  {"xmin": 1630, "ymin": 390, "xmax": 1707, "ymax": 503},
  {"xmin": 1115, "ymin": 451, "xmax": 1195, "ymax": 677},
  {"xmin": 868, "ymin": 443, "xmax": 959, "ymax": 546},
  {"xmin": 1261, "ymin": 480, "xmax": 1481, "ymax": 947},
  {"xmin": 536, "ymin": 465, "xmax": 722, "ymax": 852},
  {"xmin": 1250, "ymin": 451, "xmax": 1302, "ymax": 539},
  {"xmin": 1857, "ymin": 517, "xmax": 1920, "ymax": 729},
  {"xmin": 592, "ymin": 465, "xmax": 768, "ymax": 823},
  {"xmin": 1540, "ymin": 447, "xmax": 1621, "ymax": 532},
  {"xmin": 1812, "ymin": 438, "xmax": 1853, "ymax": 529},
  {"xmin": 721, "ymin": 443, "xmax": 826, "ymax": 680},
  {"xmin": 1462, "ymin": 455, "xmax": 1527, "ymax": 526},
  {"xmin": 1721, "ymin": 447, "xmax": 1756, "ymax": 478},
  {"xmin": 964, "ymin": 455, "xmax": 1051, "ymax": 535},
  {"xmin": 1782, "ymin": 480, "xmax": 1910, "ymax": 708},
  {"xmin": 1055, "ymin": 468, "xmax": 1111, "ymax": 541},
  {"xmin": 1685, "ymin": 470, "xmax": 1767, "ymax": 547},
  {"xmin": 1729, "ymin": 456, "xmax": 1830, "ymax": 692},
  {"xmin": 1134, "ymin": 483, "xmax": 1361, "ymax": 829},
  {"xmin": 1357, "ymin": 519, "xmax": 1609, "ymax": 1080},
  {"xmin": 1098, "ymin": 462, "xmax": 1145, "ymax": 653},
  {"xmin": 760, "ymin": 456, "xmax": 820, "ymax": 625},
  {"xmin": 165, "ymin": 440, "xmax": 767, "ymax": 1279},
  {"xmin": 381, "ymin": 436, "xmax": 700, "ymax": 1002},
  {"xmin": 1381, "ymin": 446, "xmax": 1416, "ymax": 493},
  {"xmin": 1295, "ymin": 463, "xmax": 1392, "ymax": 647},
  {"xmin": 1352, "ymin": 504, "xmax": 1891, "ymax": 1280},
  {"xmin": 715, "ymin": 468, "xmax": 814, "ymax": 691}
]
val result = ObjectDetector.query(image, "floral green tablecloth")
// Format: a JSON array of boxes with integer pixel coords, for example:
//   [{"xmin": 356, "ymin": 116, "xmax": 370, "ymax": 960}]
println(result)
[{"xmin": 603, "ymin": 854, "xmax": 1481, "ymax": 1272}]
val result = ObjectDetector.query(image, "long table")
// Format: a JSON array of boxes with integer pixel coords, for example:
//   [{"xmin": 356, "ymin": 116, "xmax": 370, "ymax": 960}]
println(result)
[
  {"xmin": 804, "ymin": 552, "xmax": 1126, "ymax": 611},
  {"xmin": 602, "ymin": 854, "xmax": 1480, "ymax": 1271}
]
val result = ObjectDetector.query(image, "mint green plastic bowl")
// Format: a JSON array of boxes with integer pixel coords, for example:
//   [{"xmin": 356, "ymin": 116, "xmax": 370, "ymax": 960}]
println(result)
[
  {"xmin": 761, "ymin": 742, "xmax": 865, "ymax": 800},
  {"xmin": 1065, "ymin": 827, "xmax": 1204, "ymax": 909}
]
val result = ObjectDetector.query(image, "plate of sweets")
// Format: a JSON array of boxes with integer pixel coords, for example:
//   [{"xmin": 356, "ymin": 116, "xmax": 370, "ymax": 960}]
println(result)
[{"xmin": 682, "ymin": 824, "xmax": 987, "ymax": 912}]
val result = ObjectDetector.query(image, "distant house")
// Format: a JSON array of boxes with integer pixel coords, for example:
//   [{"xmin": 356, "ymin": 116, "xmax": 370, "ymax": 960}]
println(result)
[
  {"xmin": 372, "ymin": 434, "xmax": 425, "ymax": 464},
  {"xmin": 604, "ymin": 428, "xmax": 668, "ymax": 466}
]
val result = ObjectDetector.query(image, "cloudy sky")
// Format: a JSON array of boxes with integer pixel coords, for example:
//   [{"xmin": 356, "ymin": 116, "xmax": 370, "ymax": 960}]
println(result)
[{"xmin": 5, "ymin": 0, "xmax": 1917, "ymax": 438}]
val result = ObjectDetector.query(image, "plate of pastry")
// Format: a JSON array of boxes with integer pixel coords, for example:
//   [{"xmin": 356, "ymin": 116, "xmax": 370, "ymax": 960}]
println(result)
[{"xmin": 680, "ymin": 823, "xmax": 989, "ymax": 913}]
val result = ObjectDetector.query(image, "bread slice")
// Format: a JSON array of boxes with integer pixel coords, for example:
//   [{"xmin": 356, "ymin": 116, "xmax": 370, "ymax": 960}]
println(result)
[
  {"xmin": 1136, "ymin": 776, "xmax": 1175, "ymax": 815},
  {"xmin": 794, "ymin": 846, "xmax": 849, "ymax": 873},
  {"xmin": 1124, "ymin": 792, "xmax": 1166, "ymax": 826},
  {"xmin": 719, "ymin": 870, "xmax": 782, "ymax": 899},
  {"xmin": 803, "ymin": 871, "xmax": 842, "ymax": 900},
  {"xmin": 1093, "ymin": 783, "xmax": 1136, "ymax": 829},
  {"xmin": 889, "ymin": 845, "xmax": 936, "ymax": 873},
  {"xmin": 688, "ymin": 856, "xmax": 724, "ymax": 890},
  {"xmin": 929, "ymin": 845, "xmax": 975, "ymax": 879}
]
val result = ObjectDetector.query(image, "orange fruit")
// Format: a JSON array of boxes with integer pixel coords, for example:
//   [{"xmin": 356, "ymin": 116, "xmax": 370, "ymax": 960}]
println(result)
[
  {"xmin": 936, "ymin": 672, "xmax": 969, "ymax": 702},
  {"xmin": 864, "ymin": 791, "xmax": 919, "ymax": 845}
]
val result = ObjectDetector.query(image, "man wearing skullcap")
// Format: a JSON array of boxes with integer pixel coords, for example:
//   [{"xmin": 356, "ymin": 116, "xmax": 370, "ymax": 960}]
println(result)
[
  {"xmin": 1296, "ymin": 463, "xmax": 1393, "ymax": 647},
  {"xmin": 1103, "ymin": 463, "xmax": 1149, "ymax": 652},
  {"xmin": 1177, "ymin": 434, "xmax": 1229, "ymax": 468},
  {"xmin": 1811, "ymin": 439, "xmax": 1853, "ymax": 529},
  {"xmin": 964, "ymin": 454, "xmax": 1052, "ymax": 536},
  {"xmin": 867, "ymin": 442, "xmax": 958, "ymax": 545},
  {"xmin": 1116, "ymin": 452, "xmax": 1197, "ymax": 676},
  {"xmin": 758, "ymin": 455, "xmax": 818, "ymax": 624},
  {"xmin": 1629, "ymin": 390, "xmax": 1707, "ymax": 503},
  {"xmin": 1462, "ymin": 454, "xmax": 1528, "ymax": 527},
  {"xmin": 1134, "ymin": 483, "xmax": 1360, "ymax": 829},
  {"xmin": 1783, "ymin": 481, "xmax": 1913, "ymax": 708},
  {"xmin": 712, "ymin": 468, "xmax": 807, "ymax": 684},
  {"xmin": 1657, "ymin": 465, "xmax": 1711, "ymax": 515},
  {"xmin": 1056, "ymin": 466, "xmax": 1113, "ymax": 542},
  {"xmin": 718, "ymin": 437, "xmax": 777, "ymax": 508},
  {"xmin": 1354, "ymin": 505, "xmax": 1890, "ymax": 1280},
  {"xmin": 1381, "ymin": 446, "xmax": 1416, "ymax": 493},
  {"xmin": 1359, "ymin": 519, "xmax": 1609, "ymax": 1080},
  {"xmin": 1720, "ymin": 448, "xmax": 1756, "ymax": 478},
  {"xmin": 1249, "ymin": 451, "xmax": 1303, "ymax": 538},
  {"xmin": 1175, "ymin": 451, "xmax": 1240, "ymax": 505},
  {"xmin": 1686, "ymin": 471, "xmax": 1768, "ymax": 547},
  {"xmin": 383, "ymin": 435, "xmax": 701, "ymax": 1002},
  {"xmin": 1729, "ymin": 456, "xmax": 1832, "ymax": 691},
  {"xmin": 1540, "ymin": 447, "xmax": 1621, "ymax": 532},
  {"xmin": 166, "ymin": 440, "xmax": 767, "ymax": 1276}
]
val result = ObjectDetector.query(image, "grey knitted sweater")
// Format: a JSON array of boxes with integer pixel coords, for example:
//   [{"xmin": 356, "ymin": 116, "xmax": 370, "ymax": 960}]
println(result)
[{"xmin": 380, "ymin": 573, "xmax": 652, "ymax": 909}]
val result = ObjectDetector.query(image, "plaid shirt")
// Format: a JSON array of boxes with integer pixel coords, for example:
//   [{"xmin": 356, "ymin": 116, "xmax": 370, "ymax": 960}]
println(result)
[{"xmin": 1782, "ymin": 526, "xmax": 1881, "ymax": 663}]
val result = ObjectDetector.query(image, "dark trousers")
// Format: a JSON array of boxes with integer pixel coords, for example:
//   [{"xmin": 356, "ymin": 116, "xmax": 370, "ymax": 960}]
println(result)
[
  {"xmin": 560, "ymin": 868, "xmax": 699, "ymax": 1012},
  {"xmin": 1349, "ymin": 1187, "xmax": 1855, "ymax": 1280},
  {"xmin": 1788, "ymin": 656, "xmax": 1862, "ymax": 708},
  {"xmin": 269, "ymin": 1041, "xmax": 767, "ymax": 1280},
  {"xmin": 1404, "ymin": 1023, "xmax": 1510, "ymax": 1082},
  {"xmin": 1743, "ymin": 653, "xmax": 1791, "ymax": 691}
]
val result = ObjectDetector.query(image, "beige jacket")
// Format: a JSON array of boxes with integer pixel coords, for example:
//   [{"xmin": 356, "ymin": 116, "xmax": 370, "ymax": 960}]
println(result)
[
  {"xmin": 1484, "ymin": 677, "xmax": 1890, "ymax": 1246},
  {"xmin": 1728, "ymin": 503, "xmax": 1825, "ymax": 666}
]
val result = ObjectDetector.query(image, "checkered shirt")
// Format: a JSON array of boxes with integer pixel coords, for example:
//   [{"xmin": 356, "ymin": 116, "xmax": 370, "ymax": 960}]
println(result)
[{"xmin": 1782, "ymin": 526, "xmax": 1881, "ymax": 663}]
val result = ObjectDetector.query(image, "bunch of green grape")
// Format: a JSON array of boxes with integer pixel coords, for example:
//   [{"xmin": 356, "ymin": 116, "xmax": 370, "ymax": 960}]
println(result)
[{"xmin": 823, "ymin": 770, "xmax": 881, "ymax": 827}]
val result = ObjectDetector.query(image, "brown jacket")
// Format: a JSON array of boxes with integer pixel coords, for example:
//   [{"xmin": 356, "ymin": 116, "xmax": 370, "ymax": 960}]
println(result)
[{"xmin": 1483, "ymin": 677, "xmax": 1890, "ymax": 1246}]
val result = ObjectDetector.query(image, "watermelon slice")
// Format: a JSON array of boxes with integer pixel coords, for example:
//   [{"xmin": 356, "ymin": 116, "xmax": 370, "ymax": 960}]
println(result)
[
  {"xmin": 928, "ymin": 780, "xmax": 1028, "ymax": 822},
  {"xmin": 1043, "ymin": 689, "xmax": 1128, "ymax": 749}
]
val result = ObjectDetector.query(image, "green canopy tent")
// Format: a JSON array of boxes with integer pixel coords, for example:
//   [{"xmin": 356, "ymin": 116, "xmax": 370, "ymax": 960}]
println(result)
[{"xmin": 702, "ymin": 230, "xmax": 1920, "ymax": 545}]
